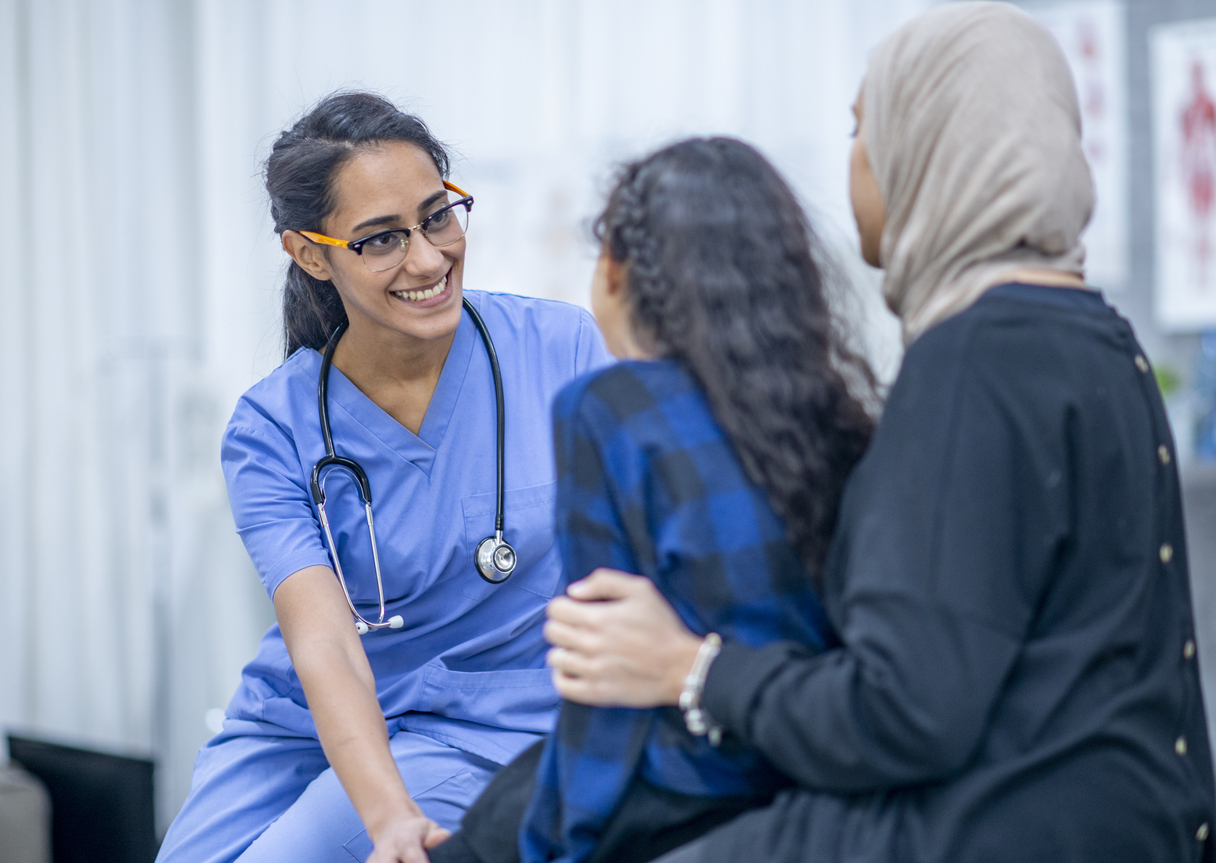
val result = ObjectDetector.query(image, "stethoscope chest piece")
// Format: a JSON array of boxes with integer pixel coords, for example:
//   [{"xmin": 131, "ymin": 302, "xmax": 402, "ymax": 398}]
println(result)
[{"xmin": 475, "ymin": 532, "xmax": 517, "ymax": 584}]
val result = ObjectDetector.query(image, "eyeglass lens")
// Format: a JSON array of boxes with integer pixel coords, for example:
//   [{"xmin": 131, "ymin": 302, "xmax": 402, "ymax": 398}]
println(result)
[{"xmin": 360, "ymin": 197, "xmax": 470, "ymax": 272}]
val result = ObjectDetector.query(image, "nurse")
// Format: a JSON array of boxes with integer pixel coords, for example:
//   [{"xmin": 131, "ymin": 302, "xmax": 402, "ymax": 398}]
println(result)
[{"xmin": 156, "ymin": 92, "xmax": 610, "ymax": 863}]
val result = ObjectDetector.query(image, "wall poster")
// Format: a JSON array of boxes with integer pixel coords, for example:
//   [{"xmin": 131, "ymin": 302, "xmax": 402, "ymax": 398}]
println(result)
[
  {"xmin": 1152, "ymin": 17, "xmax": 1216, "ymax": 330},
  {"xmin": 1033, "ymin": 0, "xmax": 1129, "ymax": 291}
]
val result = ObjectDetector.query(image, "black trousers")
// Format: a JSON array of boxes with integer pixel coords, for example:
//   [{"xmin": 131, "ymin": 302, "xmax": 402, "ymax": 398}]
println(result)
[{"xmin": 428, "ymin": 741, "xmax": 762, "ymax": 863}]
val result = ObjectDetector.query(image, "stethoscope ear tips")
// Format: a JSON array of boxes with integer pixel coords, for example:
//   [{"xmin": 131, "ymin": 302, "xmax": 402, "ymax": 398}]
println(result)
[
  {"xmin": 476, "ymin": 533, "xmax": 517, "ymax": 584},
  {"xmin": 355, "ymin": 620, "xmax": 370, "ymax": 635},
  {"xmin": 388, "ymin": 615, "xmax": 404, "ymax": 629}
]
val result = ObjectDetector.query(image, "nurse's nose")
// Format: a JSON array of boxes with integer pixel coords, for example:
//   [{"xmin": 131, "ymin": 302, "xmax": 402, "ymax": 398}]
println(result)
[{"xmin": 403, "ymin": 230, "xmax": 448, "ymax": 278}]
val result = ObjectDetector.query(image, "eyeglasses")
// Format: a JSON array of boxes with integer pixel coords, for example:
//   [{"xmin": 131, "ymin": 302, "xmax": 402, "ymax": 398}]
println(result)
[{"xmin": 298, "ymin": 181, "xmax": 473, "ymax": 273}]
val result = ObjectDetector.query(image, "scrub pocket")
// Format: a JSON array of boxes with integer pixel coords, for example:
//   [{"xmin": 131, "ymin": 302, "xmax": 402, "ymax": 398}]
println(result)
[
  {"xmin": 461, "ymin": 482, "xmax": 558, "ymax": 600},
  {"xmin": 421, "ymin": 665, "xmax": 559, "ymax": 741}
]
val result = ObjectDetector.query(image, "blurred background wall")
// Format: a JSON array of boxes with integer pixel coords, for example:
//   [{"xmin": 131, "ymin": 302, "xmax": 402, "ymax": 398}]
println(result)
[{"xmin": 0, "ymin": 0, "xmax": 1212, "ymax": 837}]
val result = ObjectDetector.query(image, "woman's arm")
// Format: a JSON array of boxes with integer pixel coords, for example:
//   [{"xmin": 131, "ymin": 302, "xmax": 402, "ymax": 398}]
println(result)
[
  {"xmin": 274, "ymin": 565, "xmax": 449, "ymax": 863},
  {"xmin": 547, "ymin": 333, "xmax": 1060, "ymax": 794}
]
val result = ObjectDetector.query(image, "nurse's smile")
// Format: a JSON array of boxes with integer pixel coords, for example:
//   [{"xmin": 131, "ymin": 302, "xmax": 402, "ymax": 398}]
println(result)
[{"xmin": 390, "ymin": 268, "xmax": 452, "ymax": 305}]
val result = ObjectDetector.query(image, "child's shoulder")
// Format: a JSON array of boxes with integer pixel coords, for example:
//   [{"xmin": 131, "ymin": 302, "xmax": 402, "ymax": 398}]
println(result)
[
  {"xmin": 554, "ymin": 359, "xmax": 727, "ymax": 462},
  {"xmin": 554, "ymin": 359, "xmax": 701, "ymax": 425}
]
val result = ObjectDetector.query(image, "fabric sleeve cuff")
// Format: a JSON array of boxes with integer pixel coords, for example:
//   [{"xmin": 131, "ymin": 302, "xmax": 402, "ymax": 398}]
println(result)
[
  {"xmin": 263, "ymin": 551, "xmax": 335, "ymax": 599},
  {"xmin": 701, "ymin": 640, "xmax": 807, "ymax": 745}
]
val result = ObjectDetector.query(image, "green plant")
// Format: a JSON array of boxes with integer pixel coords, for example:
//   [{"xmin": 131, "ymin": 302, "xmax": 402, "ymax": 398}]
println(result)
[{"xmin": 1155, "ymin": 363, "xmax": 1182, "ymax": 398}]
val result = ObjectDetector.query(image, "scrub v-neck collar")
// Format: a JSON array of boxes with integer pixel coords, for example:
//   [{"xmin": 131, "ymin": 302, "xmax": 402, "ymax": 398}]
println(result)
[{"xmin": 316, "ymin": 301, "xmax": 477, "ymax": 478}]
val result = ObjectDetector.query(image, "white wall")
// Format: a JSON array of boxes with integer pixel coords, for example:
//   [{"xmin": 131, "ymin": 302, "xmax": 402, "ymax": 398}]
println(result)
[{"xmin": 0, "ymin": 0, "xmax": 927, "ymax": 831}]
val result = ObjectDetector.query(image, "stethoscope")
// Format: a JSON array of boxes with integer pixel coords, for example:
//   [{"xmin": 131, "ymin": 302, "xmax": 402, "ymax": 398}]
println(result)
[{"xmin": 311, "ymin": 297, "xmax": 517, "ymax": 635}]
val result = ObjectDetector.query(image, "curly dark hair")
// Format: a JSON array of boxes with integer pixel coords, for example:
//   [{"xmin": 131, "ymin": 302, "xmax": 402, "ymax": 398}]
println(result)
[{"xmin": 595, "ymin": 137, "xmax": 877, "ymax": 588}]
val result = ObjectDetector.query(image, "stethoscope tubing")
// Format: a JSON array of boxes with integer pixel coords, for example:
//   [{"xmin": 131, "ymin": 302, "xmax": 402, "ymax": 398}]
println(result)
[
  {"xmin": 317, "ymin": 494, "xmax": 393, "ymax": 632},
  {"xmin": 462, "ymin": 300, "xmax": 506, "ymax": 535},
  {"xmin": 312, "ymin": 297, "xmax": 514, "ymax": 634}
]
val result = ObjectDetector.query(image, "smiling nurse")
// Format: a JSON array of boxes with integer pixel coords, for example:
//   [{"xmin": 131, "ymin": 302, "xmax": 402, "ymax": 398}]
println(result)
[{"xmin": 155, "ymin": 92, "xmax": 610, "ymax": 863}]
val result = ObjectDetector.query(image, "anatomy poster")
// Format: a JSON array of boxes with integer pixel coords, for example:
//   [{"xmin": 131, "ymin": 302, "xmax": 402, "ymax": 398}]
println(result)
[
  {"xmin": 1152, "ymin": 18, "xmax": 1216, "ymax": 330},
  {"xmin": 1032, "ymin": 1, "xmax": 1129, "ymax": 291}
]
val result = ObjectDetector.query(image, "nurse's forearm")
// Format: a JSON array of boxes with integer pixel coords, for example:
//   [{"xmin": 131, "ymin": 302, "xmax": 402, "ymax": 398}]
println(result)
[
  {"xmin": 273, "ymin": 566, "xmax": 426, "ymax": 843},
  {"xmin": 296, "ymin": 631, "xmax": 417, "ymax": 830}
]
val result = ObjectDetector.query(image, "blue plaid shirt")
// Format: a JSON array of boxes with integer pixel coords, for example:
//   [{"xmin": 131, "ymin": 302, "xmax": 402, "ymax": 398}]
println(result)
[{"xmin": 519, "ymin": 360, "xmax": 837, "ymax": 863}]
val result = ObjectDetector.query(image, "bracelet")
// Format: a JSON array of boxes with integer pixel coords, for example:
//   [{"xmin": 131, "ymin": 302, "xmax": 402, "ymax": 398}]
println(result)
[{"xmin": 679, "ymin": 633, "xmax": 723, "ymax": 746}]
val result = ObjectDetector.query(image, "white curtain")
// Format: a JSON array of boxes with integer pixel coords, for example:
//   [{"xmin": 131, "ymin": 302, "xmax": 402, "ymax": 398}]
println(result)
[{"xmin": 0, "ymin": 0, "xmax": 926, "ymax": 831}]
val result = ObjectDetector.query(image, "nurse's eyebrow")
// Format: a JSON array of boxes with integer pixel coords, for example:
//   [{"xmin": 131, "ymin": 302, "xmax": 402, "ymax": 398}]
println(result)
[
  {"xmin": 352, "ymin": 214, "xmax": 400, "ymax": 234},
  {"xmin": 349, "ymin": 190, "xmax": 449, "ymax": 234},
  {"xmin": 417, "ymin": 189, "xmax": 447, "ymax": 215}
]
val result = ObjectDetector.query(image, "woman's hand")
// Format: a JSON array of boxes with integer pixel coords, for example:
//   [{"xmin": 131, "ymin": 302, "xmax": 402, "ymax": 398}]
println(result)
[
  {"xmin": 544, "ymin": 569, "xmax": 704, "ymax": 708},
  {"xmin": 367, "ymin": 811, "xmax": 450, "ymax": 863}
]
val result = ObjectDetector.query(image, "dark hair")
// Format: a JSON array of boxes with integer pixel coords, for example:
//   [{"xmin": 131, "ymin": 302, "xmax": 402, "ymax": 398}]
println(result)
[
  {"xmin": 265, "ymin": 91, "xmax": 451, "ymax": 356},
  {"xmin": 595, "ymin": 137, "xmax": 876, "ymax": 588}
]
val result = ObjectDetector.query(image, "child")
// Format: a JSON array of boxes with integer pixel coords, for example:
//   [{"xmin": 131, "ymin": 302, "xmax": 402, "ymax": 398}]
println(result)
[
  {"xmin": 522, "ymin": 137, "xmax": 875, "ymax": 863},
  {"xmin": 430, "ymin": 137, "xmax": 874, "ymax": 863}
]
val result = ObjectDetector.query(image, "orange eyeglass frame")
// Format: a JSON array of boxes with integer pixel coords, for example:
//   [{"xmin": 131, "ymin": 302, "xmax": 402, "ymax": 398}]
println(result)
[{"xmin": 296, "ymin": 181, "xmax": 473, "ymax": 251}]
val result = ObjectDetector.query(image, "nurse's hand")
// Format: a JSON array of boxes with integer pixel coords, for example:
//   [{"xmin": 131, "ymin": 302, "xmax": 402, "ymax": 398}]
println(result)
[
  {"xmin": 544, "ymin": 569, "xmax": 703, "ymax": 708},
  {"xmin": 368, "ymin": 812, "xmax": 450, "ymax": 863}
]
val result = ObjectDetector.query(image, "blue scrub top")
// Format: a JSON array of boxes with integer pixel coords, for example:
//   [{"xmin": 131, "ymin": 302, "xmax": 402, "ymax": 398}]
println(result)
[{"xmin": 220, "ymin": 291, "xmax": 612, "ymax": 765}]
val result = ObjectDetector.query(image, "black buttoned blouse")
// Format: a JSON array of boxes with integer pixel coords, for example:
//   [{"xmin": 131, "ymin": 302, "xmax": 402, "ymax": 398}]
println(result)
[{"xmin": 699, "ymin": 284, "xmax": 1216, "ymax": 863}]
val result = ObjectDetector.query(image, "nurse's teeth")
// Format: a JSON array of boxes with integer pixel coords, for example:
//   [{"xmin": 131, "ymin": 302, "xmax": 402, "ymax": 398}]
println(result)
[{"xmin": 393, "ymin": 276, "xmax": 447, "ymax": 302}]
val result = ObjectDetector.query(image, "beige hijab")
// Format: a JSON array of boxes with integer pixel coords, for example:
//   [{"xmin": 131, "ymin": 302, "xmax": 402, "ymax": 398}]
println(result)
[{"xmin": 863, "ymin": 2, "xmax": 1094, "ymax": 343}]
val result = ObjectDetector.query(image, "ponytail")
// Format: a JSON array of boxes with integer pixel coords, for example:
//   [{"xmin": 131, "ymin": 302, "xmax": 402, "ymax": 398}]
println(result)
[
  {"xmin": 265, "ymin": 91, "xmax": 452, "ymax": 357},
  {"xmin": 282, "ymin": 263, "xmax": 347, "ymax": 356}
]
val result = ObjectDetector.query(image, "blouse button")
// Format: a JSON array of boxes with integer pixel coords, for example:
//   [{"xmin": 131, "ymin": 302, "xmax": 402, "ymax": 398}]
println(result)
[
  {"xmin": 1158, "ymin": 445, "xmax": 1171, "ymax": 465},
  {"xmin": 1198, "ymin": 822, "xmax": 1210, "ymax": 842},
  {"xmin": 1135, "ymin": 355, "xmax": 1150, "ymax": 373},
  {"xmin": 1160, "ymin": 543, "xmax": 1174, "ymax": 564},
  {"xmin": 1176, "ymin": 736, "xmax": 1188, "ymax": 756},
  {"xmin": 1185, "ymin": 639, "xmax": 1197, "ymax": 660}
]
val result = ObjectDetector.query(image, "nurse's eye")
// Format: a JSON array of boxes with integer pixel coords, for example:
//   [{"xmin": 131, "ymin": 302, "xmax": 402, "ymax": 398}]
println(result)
[
  {"xmin": 421, "ymin": 202, "xmax": 469, "ymax": 248},
  {"xmin": 361, "ymin": 230, "xmax": 408, "ymax": 257},
  {"xmin": 424, "ymin": 209, "xmax": 451, "ymax": 230}
]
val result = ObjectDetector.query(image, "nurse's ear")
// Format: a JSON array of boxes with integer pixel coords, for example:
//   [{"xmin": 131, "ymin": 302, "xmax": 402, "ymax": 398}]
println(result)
[{"xmin": 281, "ymin": 230, "xmax": 337, "ymax": 282}]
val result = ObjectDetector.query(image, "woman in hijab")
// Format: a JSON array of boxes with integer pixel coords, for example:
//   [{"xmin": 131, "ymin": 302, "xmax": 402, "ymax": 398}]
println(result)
[{"xmin": 540, "ymin": 4, "xmax": 1216, "ymax": 862}]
